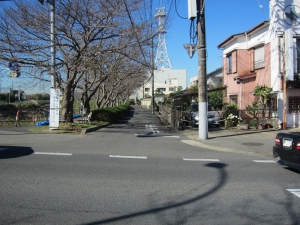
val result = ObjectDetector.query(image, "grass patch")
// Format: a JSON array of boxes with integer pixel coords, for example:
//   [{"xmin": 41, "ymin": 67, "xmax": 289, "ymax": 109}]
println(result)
[
  {"xmin": 0, "ymin": 121, "xmax": 35, "ymax": 127},
  {"xmin": 29, "ymin": 121, "xmax": 109, "ymax": 134}
]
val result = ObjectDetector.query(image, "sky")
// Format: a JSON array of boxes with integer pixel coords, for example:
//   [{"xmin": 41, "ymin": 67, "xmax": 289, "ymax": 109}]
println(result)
[{"xmin": 0, "ymin": 0, "xmax": 270, "ymax": 94}]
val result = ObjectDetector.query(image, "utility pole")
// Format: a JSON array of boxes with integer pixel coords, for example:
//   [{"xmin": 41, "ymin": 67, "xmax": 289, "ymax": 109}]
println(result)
[
  {"xmin": 197, "ymin": 0, "xmax": 208, "ymax": 140},
  {"xmin": 39, "ymin": 0, "xmax": 58, "ymax": 129},
  {"xmin": 50, "ymin": 0, "xmax": 56, "ymax": 88},
  {"xmin": 151, "ymin": 39, "xmax": 155, "ymax": 114},
  {"xmin": 38, "ymin": 0, "xmax": 56, "ymax": 88},
  {"xmin": 283, "ymin": 33, "xmax": 287, "ymax": 130},
  {"xmin": 151, "ymin": 0, "xmax": 155, "ymax": 115}
]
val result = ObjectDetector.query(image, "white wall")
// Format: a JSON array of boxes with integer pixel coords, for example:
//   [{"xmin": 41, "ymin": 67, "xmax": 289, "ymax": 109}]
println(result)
[
  {"xmin": 139, "ymin": 68, "xmax": 187, "ymax": 98},
  {"xmin": 268, "ymin": 0, "xmax": 300, "ymax": 125},
  {"xmin": 154, "ymin": 68, "xmax": 187, "ymax": 89}
]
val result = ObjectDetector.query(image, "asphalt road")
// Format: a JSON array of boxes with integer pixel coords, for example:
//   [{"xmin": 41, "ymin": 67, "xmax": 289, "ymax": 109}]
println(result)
[{"xmin": 1, "ymin": 106, "xmax": 300, "ymax": 225}]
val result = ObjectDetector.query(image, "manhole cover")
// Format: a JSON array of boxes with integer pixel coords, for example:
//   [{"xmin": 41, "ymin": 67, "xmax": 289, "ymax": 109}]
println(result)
[{"xmin": 242, "ymin": 142, "xmax": 264, "ymax": 146}]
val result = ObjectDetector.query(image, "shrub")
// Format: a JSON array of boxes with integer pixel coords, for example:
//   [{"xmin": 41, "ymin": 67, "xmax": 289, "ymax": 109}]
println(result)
[{"xmin": 225, "ymin": 114, "xmax": 242, "ymax": 129}]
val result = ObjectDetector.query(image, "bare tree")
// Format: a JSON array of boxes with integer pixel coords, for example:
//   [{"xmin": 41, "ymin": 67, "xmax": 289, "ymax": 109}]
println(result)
[{"xmin": 0, "ymin": 0, "xmax": 157, "ymax": 121}]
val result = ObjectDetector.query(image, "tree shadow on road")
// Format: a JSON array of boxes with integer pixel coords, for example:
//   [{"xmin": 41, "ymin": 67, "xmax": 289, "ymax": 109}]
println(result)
[{"xmin": 81, "ymin": 162, "xmax": 228, "ymax": 225}]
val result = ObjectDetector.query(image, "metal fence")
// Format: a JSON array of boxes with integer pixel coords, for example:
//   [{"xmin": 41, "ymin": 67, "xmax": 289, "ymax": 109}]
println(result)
[
  {"xmin": 158, "ymin": 105, "xmax": 279, "ymax": 130},
  {"xmin": 221, "ymin": 109, "xmax": 278, "ymax": 120},
  {"xmin": 0, "ymin": 107, "xmax": 49, "ymax": 125},
  {"xmin": 0, "ymin": 103, "xmax": 98, "ymax": 124}
]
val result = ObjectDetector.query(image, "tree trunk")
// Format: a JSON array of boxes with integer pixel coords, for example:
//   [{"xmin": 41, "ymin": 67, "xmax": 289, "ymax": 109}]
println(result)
[
  {"xmin": 81, "ymin": 92, "xmax": 91, "ymax": 115},
  {"xmin": 61, "ymin": 86, "xmax": 74, "ymax": 123}
]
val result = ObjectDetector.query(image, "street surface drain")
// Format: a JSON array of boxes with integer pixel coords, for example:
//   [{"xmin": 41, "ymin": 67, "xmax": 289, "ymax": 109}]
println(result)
[{"xmin": 242, "ymin": 142, "xmax": 264, "ymax": 146}]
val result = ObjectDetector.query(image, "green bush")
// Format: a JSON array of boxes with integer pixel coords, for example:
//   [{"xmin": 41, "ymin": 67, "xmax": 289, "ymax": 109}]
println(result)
[{"xmin": 91, "ymin": 102, "xmax": 131, "ymax": 122}]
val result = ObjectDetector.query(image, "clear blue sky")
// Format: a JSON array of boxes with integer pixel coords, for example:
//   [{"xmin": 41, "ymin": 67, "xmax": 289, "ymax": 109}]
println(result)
[
  {"xmin": 0, "ymin": 0, "xmax": 270, "ymax": 93},
  {"xmin": 160, "ymin": 0, "xmax": 269, "ymax": 85}
]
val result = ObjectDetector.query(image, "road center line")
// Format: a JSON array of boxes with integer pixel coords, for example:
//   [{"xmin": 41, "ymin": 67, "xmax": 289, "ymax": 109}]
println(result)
[
  {"xmin": 110, "ymin": 155, "xmax": 147, "ymax": 159},
  {"xmin": 34, "ymin": 152, "xmax": 72, "ymax": 156},
  {"xmin": 183, "ymin": 158, "xmax": 220, "ymax": 162},
  {"xmin": 253, "ymin": 160, "xmax": 276, "ymax": 163}
]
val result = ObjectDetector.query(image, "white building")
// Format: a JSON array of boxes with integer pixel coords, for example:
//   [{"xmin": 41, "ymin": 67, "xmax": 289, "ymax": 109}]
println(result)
[{"xmin": 139, "ymin": 68, "xmax": 187, "ymax": 98}]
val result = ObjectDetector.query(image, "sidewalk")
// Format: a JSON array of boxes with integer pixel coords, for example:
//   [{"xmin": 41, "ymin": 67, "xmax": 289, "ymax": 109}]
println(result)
[
  {"xmin": 179, "ymin": 125, "xmax": 300, "ymax": 158},
  {"xmin": 2, "ymin": 109, "xmax": 300, "ymax": 159}
]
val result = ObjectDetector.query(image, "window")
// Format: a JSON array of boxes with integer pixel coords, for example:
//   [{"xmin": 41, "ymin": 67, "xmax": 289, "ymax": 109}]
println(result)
[
  {"xmin": 159, "ymin": 88, "xmax": 166, "ymax": 92},
  {"xmin": 226, "ymin": 51, "xmax": 236, "ymax": 74},
  {"xmin": 169, "ymin": 87, "xmax": 175, "ymax": 92},
  {"xmin": 296, "ymin": 39, "xmax": 300, "ymax": 73},
  {"xmin": 268, "ymin": 95, "xmax": 277, "ymax": 110},
  {"xmin": 227, "ymin": 54, "xmax": 232, "ymax": 74},
  {"xmin": 229, "ymin": 95, "xmax": 238, "ymax": 105},
  {"xmin": 145, "ymin": 88, "xmax": 150, "ymax": 92},
  {"xmin": 254, "ymin": 45, "xmax": 265, "ymax": 69}
]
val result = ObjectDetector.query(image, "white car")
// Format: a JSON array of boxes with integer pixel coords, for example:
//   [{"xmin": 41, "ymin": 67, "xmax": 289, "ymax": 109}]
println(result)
[{"xmin": 185, "ymin": 103, "xmax": 220, "ymax": 127}]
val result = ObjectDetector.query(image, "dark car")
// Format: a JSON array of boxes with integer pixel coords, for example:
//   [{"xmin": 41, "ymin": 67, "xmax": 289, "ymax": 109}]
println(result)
[
  {"xmin": 185, "ymin": 103, "xmax": 220, "ymax": 127},
  {"xmin": 273, "ymin": 132, "xmax": 300, "ymax": 170}
]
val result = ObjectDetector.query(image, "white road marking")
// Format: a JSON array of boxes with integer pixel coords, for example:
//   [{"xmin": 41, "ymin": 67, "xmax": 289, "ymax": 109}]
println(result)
[
  {"xmin": 183, "ymin": 158, "xmax": 220, "ymax": 162},
  {"xmin": 136, "ymin": 125, "xmax": 179, "ymax": 138},
  {"xmin": 0, "ymin": 148, "xmax": 8, "ymax": 151},
  {"xmin": 135, "ymin": 133, "xmax": 180, "ymax": 138},
  {"xmin": 110, "ymin": 155, "xmax": 147, "ymax": 159},
  {"xmin": 34, "ymin": 152, "xmax": 72, "ymax": 156},
  {"xmin": 253, "ymin": 160, "xmax": 276, "ymax": 163},
  {"xmin": 286, "ymin": 189, "xmax": 300, "ymax": 198}
]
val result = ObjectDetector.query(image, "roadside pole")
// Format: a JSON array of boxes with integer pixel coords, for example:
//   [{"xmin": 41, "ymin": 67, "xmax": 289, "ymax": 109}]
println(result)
[
  {"xmin": 151, "ymin": 39, "xmax": 155, "ymax": 115},
  {"xmin": 50, "ymin": 0, "xmax": 56, "ymax": 89},
  {"xmin": 38, "ymin": 0, "xmax": 57, "ymax": 77},
  {"xmin": 39, "ymin": 0, "xmax": 58, "ymax": 129},
  {"xmin": 283, "ymin": 33, "xmax": 286, "ymax": 130},
  {"xmin": 197, "ymin": 0, "xmax": 208, "ymax": 140}
]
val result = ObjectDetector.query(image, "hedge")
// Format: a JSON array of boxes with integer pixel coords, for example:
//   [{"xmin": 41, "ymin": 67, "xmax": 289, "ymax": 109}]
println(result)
[{"xmin": 91, "ymin": 102, "xmax": 131, "ymax": 122}]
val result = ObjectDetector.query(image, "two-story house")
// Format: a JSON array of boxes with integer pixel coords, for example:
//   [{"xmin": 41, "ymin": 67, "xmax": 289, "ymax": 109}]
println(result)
[
  {"xmin": 218, "ymin": 21, "xmax": 271, "ymax": 109},
  {"xmin": 218, "ymin": 0, "xmax": 300, "ymax": 128},
  {"xmin": 188, "ymin": 67, "xmax": 223, "ymax": 90}
]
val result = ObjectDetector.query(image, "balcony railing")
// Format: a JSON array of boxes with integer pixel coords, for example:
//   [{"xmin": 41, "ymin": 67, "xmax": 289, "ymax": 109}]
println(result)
[{"xmin": 294, "ymin": 74, "xmax": 300, "ymax": 81}]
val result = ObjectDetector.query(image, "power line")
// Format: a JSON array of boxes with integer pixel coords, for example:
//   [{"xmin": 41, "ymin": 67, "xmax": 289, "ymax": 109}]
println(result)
[{"xmin": 174, "ymin": 0, "xmax": 187, "ymax": 19}]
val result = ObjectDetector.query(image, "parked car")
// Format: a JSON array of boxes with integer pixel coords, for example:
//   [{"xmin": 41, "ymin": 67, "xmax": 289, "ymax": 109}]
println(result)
[
  {"xmin": 273, "ymin": 132, "xmax": 300, "ymax": 171},
  {"xmin": 185, "ymin": 103, "xmax": 220, "ymax": 127}
]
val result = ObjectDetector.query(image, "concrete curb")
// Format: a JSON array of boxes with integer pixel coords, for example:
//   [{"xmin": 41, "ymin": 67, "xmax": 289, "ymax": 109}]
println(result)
[{"xmin": 80, "ymin": 123, "xmax": 111, "ymax": 135}]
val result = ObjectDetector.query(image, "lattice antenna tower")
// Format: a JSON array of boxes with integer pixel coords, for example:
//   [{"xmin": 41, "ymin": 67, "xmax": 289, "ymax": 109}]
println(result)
[{"xmin": 154, "ymin": 6, "xmax": 172, "ymax": 69}]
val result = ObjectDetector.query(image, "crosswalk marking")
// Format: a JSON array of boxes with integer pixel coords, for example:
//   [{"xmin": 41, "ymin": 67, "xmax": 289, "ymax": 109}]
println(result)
[
  {"xmin": 135, "ymin": 124, "xmax": 179, "ymax": 138},
  {"xmin": 253, "ymin": 160, "xmax": 276, "ymax": 163},
  {"xmin": 286, "ymin": 189, "xmax": 300, "ymax": 198},
  {"xmin": 110, "ymin": 155, "xmax": 147, "ymax": 159},
  {"xmin": 183, "ymin": 158, "xmax": 220, "ymax": 162}
]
